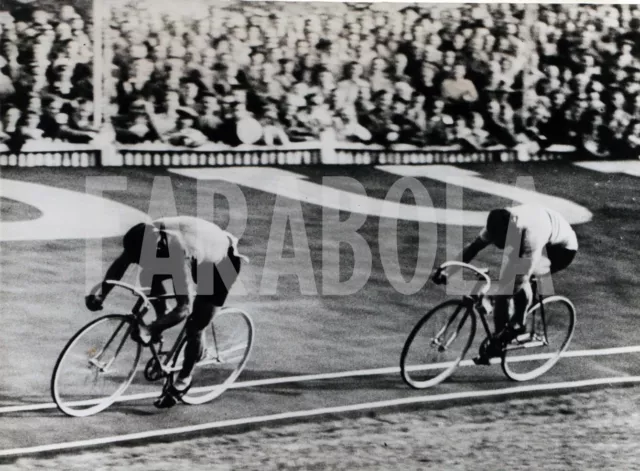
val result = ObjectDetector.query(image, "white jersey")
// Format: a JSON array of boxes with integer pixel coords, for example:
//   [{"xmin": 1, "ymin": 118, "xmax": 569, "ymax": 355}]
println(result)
[
  {"xmin": 479, "ymin": 204, "xmax": 578, "ymax": 279},
  {"xmin": 153, "ymin": 216, "xmax": 233, "ymax": 265},
  {"xmin": 545, "ymin": 208, "xmax": 579, "ymax": 251},
  {"xmin": 480, "ymin": 205, "xmax": 578, "ymax": 251}
]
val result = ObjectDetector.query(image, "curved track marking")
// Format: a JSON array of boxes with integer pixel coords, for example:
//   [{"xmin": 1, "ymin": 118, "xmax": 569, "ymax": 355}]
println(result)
[
  {"xmin": 171, "ymin": 167, "xmax": 445, "ymax": 223},
  {"xmin": 0, "ymin": 179, "xmax": 148, "ymax": 241},
  {"xmin": 377, "ymin": 165, "xmax": 593, "ymax": 225},
  {"xmin": 1, "ymin": 376, "xmax": 640, "ymax": 457},
  {"xmin": 169, "ymin": 166, "xmax": 592, "ymax": 226},
  {"xmin": 574, "ymin": 160, "xmax": 640, "ymax": 178},
  {"xmin": 2, "ymin": 345, "xmax": 638, "ymax": 415}
]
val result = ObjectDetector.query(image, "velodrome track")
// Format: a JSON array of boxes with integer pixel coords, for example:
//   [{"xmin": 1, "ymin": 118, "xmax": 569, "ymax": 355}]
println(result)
[{"xmin": 0, "ymin": 161, "xmax": 638, "ymax": 458}]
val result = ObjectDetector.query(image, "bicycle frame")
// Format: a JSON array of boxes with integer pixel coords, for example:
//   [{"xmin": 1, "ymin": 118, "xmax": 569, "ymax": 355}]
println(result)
[
  {"xmin": 88, "ymin": 320, "xmax": 132, "ymax": 372},
  {"xmin": 95, "ymin": 280, "xmax": 235, "ymax": 377},
  {"xmin": 475, "ymin": 278, "xmax": 549, "ymax": 350},
  {"xmin": 431, "ymin": 301, "xmax": 468, "ymax": 351},
  {"xmin": 401, "ymin": 261, "xmax": 573, "ymax": 390},
  {"xmin": 52, "ymin": 280, "xmax": 254, "ymax": 417},
  {"xmin": 90, "ymin": 281, "xmax": 195, "ymax": 380},
  {"xmin": 467, "ymin": 296, "xmax": 493, "ymax": 339},
  {"xmin": 532, "ymin": 278, "xmax": 549, "ymax": 344},
  {"xmin": 439, "ymin": 262, "xmax": 549, "ymax": 347}
]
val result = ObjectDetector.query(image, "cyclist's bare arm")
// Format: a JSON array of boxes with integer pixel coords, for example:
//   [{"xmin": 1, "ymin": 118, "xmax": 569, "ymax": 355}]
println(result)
[
  {"xmin": 101, "ymin": 252, "xmax": 132, "ymax": 298},
  {"xmin": 439, "ymin": 237, "xmax": 490, "ymax": 280},
  {"xmin": 85, "ymin": 251, "xmax": 132, "ymax": 311},
  {"xmin": 461, "ymin": 237, "xmax": 490, "ymax": 264}
]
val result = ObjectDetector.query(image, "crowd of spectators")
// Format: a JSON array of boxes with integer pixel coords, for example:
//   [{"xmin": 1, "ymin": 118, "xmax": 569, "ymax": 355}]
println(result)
[
  {"xmin": 0, "ymin": 3, "xmax": 96, "ymax": 151},
  {"xmin": 3, "ymin": 2, "xmax": 640, "ymax": 158}
]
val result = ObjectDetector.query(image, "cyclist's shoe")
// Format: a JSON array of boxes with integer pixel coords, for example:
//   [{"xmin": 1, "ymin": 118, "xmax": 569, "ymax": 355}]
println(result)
[
  {"xmin": 474, "ymin": 337, "xmax": 501, "ymax": 365},
  {"xmin": 472, "ymin": 355, "xmax": 492, "ymax": 366},
  {"xmin": 131, "ymin": 324, "xmax": 163, "ymax": 346},
  {"xmin": 153, "ymin": 377, "xmax": 192, "ymax": 409},
  {"xmin": 153, "ymin": 391, "xmax": 177, "ymax": 409}
]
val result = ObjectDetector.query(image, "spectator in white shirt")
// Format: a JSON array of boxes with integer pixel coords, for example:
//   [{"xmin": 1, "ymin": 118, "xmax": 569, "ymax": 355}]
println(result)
[
  {"xmin": 335, "ymin": 105, "xmax": 372, "ymax": 143},
  {"xmin": 337, "ymin": 61, "xmax": 369, "ymax": 107}
]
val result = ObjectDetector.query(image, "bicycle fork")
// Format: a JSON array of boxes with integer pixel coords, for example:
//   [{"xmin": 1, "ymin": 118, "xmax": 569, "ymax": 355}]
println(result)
[
  {"xmin": 432, "ymin": 305, "xmax": 469, "ymax": 352},
  {"xmin": 88, "ymin": 320, "xmax": 133, "ymax": 373}
]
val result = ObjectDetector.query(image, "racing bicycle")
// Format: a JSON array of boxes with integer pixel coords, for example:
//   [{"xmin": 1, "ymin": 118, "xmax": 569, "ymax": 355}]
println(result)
[
  {"xmin": 400, "ymin": 261, "xmax": 576, "ymax": 389},
  {"xmin": 51, "ymin": 280, "xmax": 254, "ymax": 417}
]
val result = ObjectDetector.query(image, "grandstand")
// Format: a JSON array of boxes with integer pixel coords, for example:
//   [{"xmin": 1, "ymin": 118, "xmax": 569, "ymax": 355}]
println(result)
[{"xmin": 1, "ymin": 1, "xmax": 640, "ymax": 160}]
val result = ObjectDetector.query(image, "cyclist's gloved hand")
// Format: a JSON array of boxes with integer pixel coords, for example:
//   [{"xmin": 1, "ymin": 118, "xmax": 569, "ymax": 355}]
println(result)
[
  {"xmin": 432, "ymin": 269, "xmax": 448, "ymax": 285},
  {"xmin": 85, "ymin": 294, "xmax": 104, "ymax": 312}
]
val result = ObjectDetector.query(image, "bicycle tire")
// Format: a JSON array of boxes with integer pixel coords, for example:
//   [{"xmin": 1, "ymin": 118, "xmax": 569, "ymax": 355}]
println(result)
[
  {"xmin": 51, "ymin": 314, "xmax": 141, "ymax": 417},
  {"xmin": 171, "ymin": 307, "xmax": 254, "ymax": 405},
  {"xmin": 401, "ymin": 300, "xmax": 476, "ymax": 389},
  {"xmin": 501, "ymin": 296, "xmax": 576, "ymax": 382}
]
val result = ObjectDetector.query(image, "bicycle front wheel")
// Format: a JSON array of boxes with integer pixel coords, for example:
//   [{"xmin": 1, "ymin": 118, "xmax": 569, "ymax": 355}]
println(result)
[
  {"xmin": 502, "ymin": 296, "xmax": 576, "ymax": 382},
  {"xmin": 173, "ymin": 307, "xmax": 254, "ymax": 405},
  {"xmin": 51, "ymin": 314, "xmax": 141, "ymax": 417},
  {"xmin": 401, "ymin": 300, "xmax": 476, "ymax": 389}
]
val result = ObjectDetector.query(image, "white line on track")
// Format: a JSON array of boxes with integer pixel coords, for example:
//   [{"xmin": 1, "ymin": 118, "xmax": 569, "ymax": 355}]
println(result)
[
  {"xmin": 2, "ymin": 375, "xmax": 640, "ymax": 458},
  {"xmin": 1, "ymin": 345, "xmax": 639, "ymax": 415}
]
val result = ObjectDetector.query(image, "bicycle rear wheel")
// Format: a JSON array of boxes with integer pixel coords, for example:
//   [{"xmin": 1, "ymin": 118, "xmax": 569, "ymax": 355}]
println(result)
[
  {"xmin": 51, "ymin": 314, "xmax": 141, "ymax": 417},
  {"xmin": 172, "ymin": 307, "xmax": 254, "ymax": 405},
  {"xmin": 501, "ymin": 296, "xmax": 576, "ymax": 382},
  {"xmin": 400, "ymin": 300, "xmax": 476, "ymax": 389}
]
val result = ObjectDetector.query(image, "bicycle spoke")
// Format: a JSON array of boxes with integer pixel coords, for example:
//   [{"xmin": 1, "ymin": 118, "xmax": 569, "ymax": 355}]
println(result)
[
  {"xmin": 177, "ymin": 308, "xmax": 254, "ymax": 405},
  {"xmin": 51, "ymin": 315, "xmax": 141, "ymax": 417},
  {"xmin": 401, "ymin": 300, "xmax": 475, "ymax": 389},
  {"xmin": 501, "ymin": 296, "xmax": 576, "ymax": 382}
]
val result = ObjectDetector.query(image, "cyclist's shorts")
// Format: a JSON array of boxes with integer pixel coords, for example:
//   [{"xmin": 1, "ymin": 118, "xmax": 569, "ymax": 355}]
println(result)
[
  {"xmin": 190, "ymin": 246, "xmax": 242, "ymax": 306},
  {"xmin": 546, "ymin": 245, "xmax": 577, "ymax": 274}
]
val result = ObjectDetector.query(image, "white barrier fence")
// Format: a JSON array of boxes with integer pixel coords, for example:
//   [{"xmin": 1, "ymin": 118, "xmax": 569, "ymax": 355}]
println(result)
[{"xmin": 0, "ymin": 143, "xmax": 577, "ymax": 168}]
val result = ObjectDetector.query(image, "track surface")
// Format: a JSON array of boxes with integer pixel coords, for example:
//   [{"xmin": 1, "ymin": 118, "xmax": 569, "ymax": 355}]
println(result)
[{"xmin": 0, "ymin": 162, "xmax": 638, "ymax": 454}]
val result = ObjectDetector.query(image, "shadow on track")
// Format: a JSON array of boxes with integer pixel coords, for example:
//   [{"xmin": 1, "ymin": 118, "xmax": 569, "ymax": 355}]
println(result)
[{"xmin": 236, "ymin": 368, "xmax": 506, "ymax": 396}]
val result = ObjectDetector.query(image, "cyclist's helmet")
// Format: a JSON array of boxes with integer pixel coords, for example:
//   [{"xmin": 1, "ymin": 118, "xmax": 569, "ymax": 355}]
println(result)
[
  {"xmin": 123, "ymin": 222, "xmax": 157, "ymax": 263},
  {"xmin": 485, "ymin": 208, "xmax": 511, "ymax": 249}
]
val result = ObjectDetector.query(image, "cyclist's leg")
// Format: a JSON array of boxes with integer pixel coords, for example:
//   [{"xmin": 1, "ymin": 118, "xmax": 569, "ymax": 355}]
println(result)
[
  {"xmin": 498, "ymin": 247, "xmax": 539, "ymax": 337},
  {"xmin": 512, "ymin": 274, "xmax": 533, "ymax": 329},
  {"xmin": 138, "ymin": 268, "xmax": 172, "ymax": 326},
  {"xmin": 153, "ymin": 302, "xmax": 207, "ymax": 408},
  {"xmin": 133, "ymin": 269, "xmax": 172, "ymax": 344},
  {"xmin": 493, "ymin": 295, "xmax": 510, "ymax": 334},
  {"xmin": 138, "ymin": 269, "xmax": 190, "ymax": 344},
  {"xmin": 146, "ymin": 256, "xmax": 200, "ymax": 337},
  {"xmin": 179, "ymin": 251, "xmax": 242, "ymax": 382},
  {"xmin": 153, "ymin": 300, "xmax": 217, "ymax": 409},
  {"xmin": 149, "ymin": 275, "xmax": 169, "ymax": 318},
  {"xmin": 146, "ymin": 272, "xmax": 190, "ymax": 335},
  {"xmin": 179, "ymin": 298, "xmax": 217, "ymax": 382}
]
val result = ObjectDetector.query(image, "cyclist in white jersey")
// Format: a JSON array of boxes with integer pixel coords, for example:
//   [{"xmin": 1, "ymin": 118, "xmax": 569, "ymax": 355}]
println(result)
[
  {"xmin": 434, "ymin": 204, "xmax": 578, "ymax": 361},
  {"xmin": 85, "ymin": 216, "xmax": 248, "ymax": 408}
]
